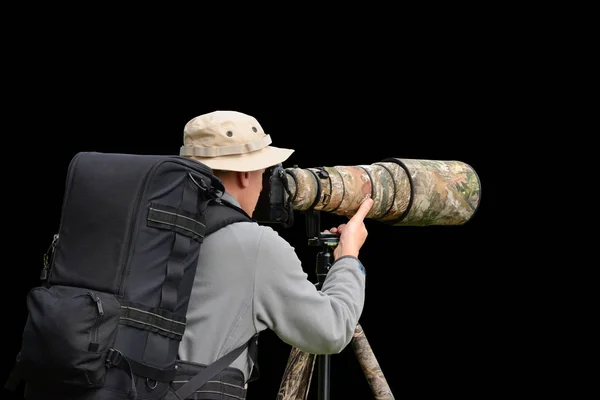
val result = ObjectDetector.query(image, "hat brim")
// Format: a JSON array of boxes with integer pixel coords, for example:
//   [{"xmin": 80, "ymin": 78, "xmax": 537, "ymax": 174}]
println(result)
[{"xmin": 187, "ymin": 145, "xmax": 295, "ymax": 172}]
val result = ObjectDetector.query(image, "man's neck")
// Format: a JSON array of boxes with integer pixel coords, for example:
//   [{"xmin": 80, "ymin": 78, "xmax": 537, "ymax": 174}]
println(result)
[{"xmin": 220, "ymin": 191, "xmax": 241, "ymax": 208}]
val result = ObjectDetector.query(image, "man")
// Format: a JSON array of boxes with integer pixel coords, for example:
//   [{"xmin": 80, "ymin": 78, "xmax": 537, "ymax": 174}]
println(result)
[{"xmin": 176, "ymin": 110, "xmax": 374, "ymax": 398}]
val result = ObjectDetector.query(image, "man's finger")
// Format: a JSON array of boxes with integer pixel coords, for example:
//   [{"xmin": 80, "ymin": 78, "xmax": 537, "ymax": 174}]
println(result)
[{"xmin": 352, "ymin": 197, "xmax": 374, "ymax": 221}]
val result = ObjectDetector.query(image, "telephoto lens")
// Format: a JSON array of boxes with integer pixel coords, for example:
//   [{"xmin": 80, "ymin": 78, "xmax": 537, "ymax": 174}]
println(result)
[{"xmin": 284, "ymin": 158, "xmax": 481, "ymax": 226}]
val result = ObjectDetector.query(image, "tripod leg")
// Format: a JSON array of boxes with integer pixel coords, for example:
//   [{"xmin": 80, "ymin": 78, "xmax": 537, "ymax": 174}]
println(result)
[
  {"xmin": 277, "ymin": 347, "xmax": 317, "ymax": 400},
  {"xmin": 352, "ymin": 324, "xmax": 395, "ymax": 400}
]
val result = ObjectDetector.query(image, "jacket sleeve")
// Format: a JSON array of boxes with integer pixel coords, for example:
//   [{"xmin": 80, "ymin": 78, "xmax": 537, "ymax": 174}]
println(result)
[{"xmin": 252, "ymin": 226, "xmax": 366, "ymax": 354}]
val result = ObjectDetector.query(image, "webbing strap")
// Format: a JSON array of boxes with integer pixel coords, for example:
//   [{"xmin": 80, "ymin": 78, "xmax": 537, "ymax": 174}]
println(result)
[
  {"xmin": 106, "ymin": 347, "xmax": 177, "ymax": 382},
  {"xmin": 160, "ymin": 179, "xmax": 199, "ymax": 311},
  {"xmin": 146, "ymin": 206, "xmax": 205, "ymax": 240},
  {"xmin": 175, "ymin": 334, "xmax": 257, "ymax": 400},
  {"xmin": 204, "ymin": 199, "xmax": 252, "ymax": 236},
  {"xmin": 119, "ymin": 303, "xmax": 186, "ymax": 340}
]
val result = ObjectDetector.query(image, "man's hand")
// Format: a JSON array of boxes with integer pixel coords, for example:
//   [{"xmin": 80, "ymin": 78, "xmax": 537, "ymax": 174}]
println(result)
[{"xmin": 327, "ymin": 197, "xmax": 374, "ymax": 260}]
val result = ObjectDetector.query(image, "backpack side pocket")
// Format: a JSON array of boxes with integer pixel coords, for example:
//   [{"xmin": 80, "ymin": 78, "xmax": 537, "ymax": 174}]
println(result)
[{"xmin": 17, "ymin": 285, "xmax": 121, "ymax": 388}]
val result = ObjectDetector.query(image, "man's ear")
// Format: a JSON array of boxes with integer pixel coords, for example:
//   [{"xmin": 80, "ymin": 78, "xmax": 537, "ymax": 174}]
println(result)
[{"xmin": 237, "ymin": 171, "xmax": 251, "ymax": 188}]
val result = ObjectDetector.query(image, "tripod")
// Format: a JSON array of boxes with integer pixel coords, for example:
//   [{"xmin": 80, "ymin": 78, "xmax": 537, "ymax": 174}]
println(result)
[{"xmin": 276, "ymin": 210, "xmax": 395, "ymax": 400}]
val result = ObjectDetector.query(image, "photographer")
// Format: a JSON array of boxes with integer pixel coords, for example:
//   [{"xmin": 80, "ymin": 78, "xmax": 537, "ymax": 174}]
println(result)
[{"xmin": 177, "ymin": 110, "xmax": 374, "ymax": 399}]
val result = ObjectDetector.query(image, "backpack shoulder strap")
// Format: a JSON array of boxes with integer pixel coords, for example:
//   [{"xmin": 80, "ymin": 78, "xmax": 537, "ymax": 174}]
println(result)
[
  {"xmin": 205, "ymin": 199, "xmax": 253, "ymax": 236},
  {"xmin": 175, "ymin": 334, "xmax": 259, "ymax": 400},
  {"xmin": 175, "ymin": 199, "xmax": 256, "ymax": 399}
]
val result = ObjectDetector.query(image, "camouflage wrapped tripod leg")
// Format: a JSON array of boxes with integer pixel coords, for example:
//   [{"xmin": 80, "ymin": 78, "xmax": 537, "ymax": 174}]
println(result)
[
  {"xmin": 277, "ymin": 347, "xmax": 316, "ymax": 400},
  {"xmin": 276, "ymin": 324, "xmax": 395, "ymax": 400},
  {"xmin": 352, "ymin": 324, "xmax": 395, "ymax": 400}
]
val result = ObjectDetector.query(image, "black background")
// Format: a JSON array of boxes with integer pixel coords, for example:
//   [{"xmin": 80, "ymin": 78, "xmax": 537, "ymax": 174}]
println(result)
[{"xmin": 1, "ymin": 13, "xmax": 525, "ymax": 399}]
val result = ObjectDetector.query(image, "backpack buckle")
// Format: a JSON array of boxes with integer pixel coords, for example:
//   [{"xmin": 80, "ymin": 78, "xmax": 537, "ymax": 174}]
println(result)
[{"xmin": 106, "ymin": 348, "xmax": 123, "ymax": 368}]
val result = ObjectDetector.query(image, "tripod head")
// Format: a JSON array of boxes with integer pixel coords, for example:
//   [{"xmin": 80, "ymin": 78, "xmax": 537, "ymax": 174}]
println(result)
[{"xmin": 305, "ymin": 209, "xmax": 339, "ymax": 286}]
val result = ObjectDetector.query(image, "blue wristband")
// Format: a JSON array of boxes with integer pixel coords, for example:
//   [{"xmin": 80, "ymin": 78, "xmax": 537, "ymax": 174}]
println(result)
[{"xmin": 335, "ymin": 255, "xmax": 366, "ymax": 276}]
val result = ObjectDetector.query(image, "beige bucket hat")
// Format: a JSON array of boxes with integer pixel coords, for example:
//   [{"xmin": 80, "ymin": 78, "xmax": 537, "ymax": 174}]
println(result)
[{"xmin": 180, "ymin": 110, "xmax": 295, "ymax": 172}]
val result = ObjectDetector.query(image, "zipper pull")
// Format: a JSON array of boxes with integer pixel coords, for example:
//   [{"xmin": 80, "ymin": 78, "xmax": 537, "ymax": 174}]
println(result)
[
  {"xmin": 89, "ymin": 292, "xmax": 104, "ymax": 315},
  {"xmin": 40, "ymin": 234, "xmax": 59, "ymax": 280}
]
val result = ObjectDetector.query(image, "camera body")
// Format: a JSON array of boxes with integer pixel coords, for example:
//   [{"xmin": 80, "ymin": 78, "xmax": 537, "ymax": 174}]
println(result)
[{"xmin": 254, "ymin": 163, "xmax": 295, "ymax": 227}]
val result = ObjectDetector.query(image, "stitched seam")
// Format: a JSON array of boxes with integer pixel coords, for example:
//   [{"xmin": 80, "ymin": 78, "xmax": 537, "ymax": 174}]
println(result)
[
  {"xmin": 119, "ymin": 317, "xmax": 183, "ymax": 336},
  {"xmin": 147, "ymin": 217, "xmax": 205, "ymax": 237},
  {"xmin": 171, "ymin": 380, "xmax": 244, "ymax": 389},
  {"xmin": 121, "ymin": 306, "xmax": 186, "ymax": 325},
  {"xmin": 149, "ymin": 207, "xmax": 206, "ymax": 227}
]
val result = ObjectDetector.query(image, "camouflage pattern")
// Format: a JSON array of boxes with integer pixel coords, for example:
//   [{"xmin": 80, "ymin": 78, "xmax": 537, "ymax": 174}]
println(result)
[
  {"xmin": 276, "ymin": 325, "xmax": 395, "ymax": 400},
  {"xmin": 366, "ymin": 162, "xmax": 411, "ymax": 222},
  {"xmin": 352, "ymin": 324, "xmax": 395, "ymax": 399},
  {"xmin": 277, "ymin": 347, "xmax": 316, "ymax": 400},
  {"xmin": 387, "ymin": 158, "xmax": 480, "ymax": 226},
  {"xmin": 285, "ymin": 168, "xmax": 318, "ymax": 212},
  {"xmin": 285, "ymin": 163, "xmax": 411, "ymax": 220},
  {"xmin": 285, "ymin": 158, "xmax": 480, "ymax": 226}
]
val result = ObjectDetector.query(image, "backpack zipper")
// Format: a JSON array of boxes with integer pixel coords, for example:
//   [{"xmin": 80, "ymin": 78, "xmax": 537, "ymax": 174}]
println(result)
[
  {"xmin": 40, "ymin": 234, "xmax": 59, "ymax": 281},
  {"xmin": 45, "ymin": 153, "xmax": 83, "ymax": 283},
  {"xmin": 88, "ymin": 292, "xmax": 104, "ymax": 351}
]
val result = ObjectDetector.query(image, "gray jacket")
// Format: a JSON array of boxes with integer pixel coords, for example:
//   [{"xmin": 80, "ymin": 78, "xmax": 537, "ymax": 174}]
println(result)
[{"xmin": 178, "ymin": 193, "xmax": 366, "ymax": 381}]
